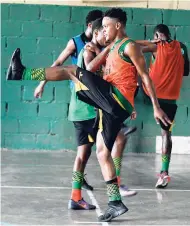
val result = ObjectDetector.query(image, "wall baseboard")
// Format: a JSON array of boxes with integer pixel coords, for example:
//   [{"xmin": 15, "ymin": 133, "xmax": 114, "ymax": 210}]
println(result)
[{"xmin": 156, "ymin": 136, "xmax": 190, "ymax": 154}]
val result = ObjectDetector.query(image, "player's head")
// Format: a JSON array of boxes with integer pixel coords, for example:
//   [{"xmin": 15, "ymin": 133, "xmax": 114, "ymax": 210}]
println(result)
[
  {"xmin": 154, "ymin": 24, "xmax": 171, "ymax": 41},
  {"xmin": 103, "ymin": 8, "xmax": 127, "ymax": 42},
  {"xmin": 86, "ymin": 10, "xmax": 103, "ymax": 34},
  {"xmin": 92, "ymin": 18, "xmax": 107, "ymax": 47}
]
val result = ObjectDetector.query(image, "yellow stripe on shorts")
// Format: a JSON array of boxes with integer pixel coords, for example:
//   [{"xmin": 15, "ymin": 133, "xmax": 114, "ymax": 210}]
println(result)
[
  {"xmin": 88, "ymin": 134, "xmax": 94, "ymax": 143},
  {"xmin": 98, "ymin": 109, "xmax": 103, "ymax": 132},
  {"xmin": 112, "ymin": 93, "xmax": 126, "ymax": 110},
  {"xmin": 169, "ymin": 121, "xmax": 175, "ymax": 132},
  {"xmin": 75, "ymin": 81, "xmax": 89, "ymax": 92}
]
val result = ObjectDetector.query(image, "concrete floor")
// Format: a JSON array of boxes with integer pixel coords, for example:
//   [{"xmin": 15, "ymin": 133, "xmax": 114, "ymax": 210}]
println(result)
[{"xmin": 1, "ymin": 149, "xmax": 190, "ymax": 225}]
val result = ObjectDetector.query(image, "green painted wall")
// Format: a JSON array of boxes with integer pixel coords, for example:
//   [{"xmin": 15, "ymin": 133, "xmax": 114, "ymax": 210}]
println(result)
[{"xmin": 1, "ymin": 4, "xmax": 190, "ymax": 151}]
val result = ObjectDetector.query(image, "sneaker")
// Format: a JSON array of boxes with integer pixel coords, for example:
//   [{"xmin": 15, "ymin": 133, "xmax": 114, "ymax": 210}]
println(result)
[
  {"xmin": 155, "ymin": 171, "xmax": 171, "ymax": 188},
  {"xmin": 121, "ymin": 125, "xmax": 137, "ymax": 137},
  {"xmin": 82, "ymin": 175, "xmax": 93, "ymax": 191},
  {"xmin": 68, "ymin": 198, "xmax": 96, "ymax": 210},
  {"xmin": 98, "ymin": 200, "xmax": 128, "ymax": 222},
  {"xmin": 119, "ymin": 184, "xmax": 137, "ymax": 197},
  {"xmin": 6, "ymin": 48, "xmax": 25, "ymax": 80}
]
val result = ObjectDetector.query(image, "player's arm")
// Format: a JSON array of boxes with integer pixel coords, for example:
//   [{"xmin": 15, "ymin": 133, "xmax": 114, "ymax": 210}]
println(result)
[
  {"xmin": 34, "ymin": 39, "xmax": 76, "ymax": 97},
  {"xmin": 85, "ymin": 44, "xmax": 112, "ymax": 72},
  {"xmin": 124, "ymin": 42, "xmax": 171, "ymax": 126},
  {"xmin": 52, "ymin": 39, "xmax": 76, "ymax": 67},
  {"xmin": 136, "ymin": 40, "xmax": 157, "ymax": 53},
  {"xmin": 180, "ymin": 42, "xmax": 189, "ymax": 77},
  {"xmin": 83, "ymin": 49, "xmax": 96, "ymax": 69}
]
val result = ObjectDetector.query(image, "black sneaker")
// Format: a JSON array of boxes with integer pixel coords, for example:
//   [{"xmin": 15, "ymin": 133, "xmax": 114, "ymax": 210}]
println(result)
[
  {"xmin": 82, "ymin": 177, "xmax": 94, "ymax": 191},
  {"xmin": 98, "ymin": 201, "xmax": 128, "ymax": 222},
  {"xmin": 121, "ymin": 125, "xmax": 137, "ymax": 137},
  {"xmin": 68, "ymin": 198, "xmax": 96, "ymax": 210},
  {"xmin": 6, "ymin": 48, "xmax": 25, "ymax": 80}
]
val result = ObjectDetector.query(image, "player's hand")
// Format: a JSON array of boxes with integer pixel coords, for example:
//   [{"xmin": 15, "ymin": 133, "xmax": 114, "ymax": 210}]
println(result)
[
  {"xmin": 151, "ymin": 39, "xmax": 162, "ymax": 44},
  {"xmin": 34, "ymin": 85, "xmax": 44, "ymax": 98},
  {"xmin": 151, "ymin": 38, "xmax": 166, "ymax": 46},
  {"xmin": 85, "ymin": 43, "xmax": 100, "ymax": 54},
  {"xmin": 131, "ymin": 110, "xmax": 137, "ymax": 120},
  {"xmin": 154, "ymin": 107, "xmax": 172, "ymax": 126}
]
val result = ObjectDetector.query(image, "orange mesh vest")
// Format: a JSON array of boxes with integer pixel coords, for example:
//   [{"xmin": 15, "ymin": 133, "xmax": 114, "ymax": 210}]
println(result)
[
  {"xmin": 104, "ymin": 38, "xmax": 138, "ymax": 107},
  {"xmin": 145, "ymin": 40, "xmax": 184, "ymax": 100}
]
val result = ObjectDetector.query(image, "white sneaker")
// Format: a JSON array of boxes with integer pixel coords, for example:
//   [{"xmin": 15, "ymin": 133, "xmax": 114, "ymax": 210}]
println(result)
[
  {"xmin": 155, "ymin": 172, "xmax": 171, "ymax": 188},
  {"xmin": 119, "ymin": 184, "xmax": 137, "ymax": 197}
]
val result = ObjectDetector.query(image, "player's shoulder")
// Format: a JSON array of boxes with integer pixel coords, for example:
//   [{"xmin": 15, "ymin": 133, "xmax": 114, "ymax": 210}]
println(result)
[
  {"xmin": 67, "ymin": 39, "xmax": 76, "ymax": 50},
  {"xmin": 124, "ymin": 39, "xmax": 140, "ymax": 52}
]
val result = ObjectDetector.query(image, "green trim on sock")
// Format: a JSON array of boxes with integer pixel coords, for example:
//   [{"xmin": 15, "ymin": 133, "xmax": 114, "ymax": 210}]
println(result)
[
  {"xmin": 109, "ymin": 194, "xmax": 122, "ymax": 201},
  {"xmin": 116, "ymin": 169, "xmax": 120, "ymax": 177},
  {"xmin": 161, "ymin": 154, "xmax": 170, "ymax": 172},
  {"xmin": 22, "ymin": 68, "xmax": 46, "ymax": 81},
  {"xmin": 72, "ymin": 181, "xmax": 82, "ymax": 189},
  {"xmin": 23, "ymin": 68, "xmax": 32, "ymax": 80}
]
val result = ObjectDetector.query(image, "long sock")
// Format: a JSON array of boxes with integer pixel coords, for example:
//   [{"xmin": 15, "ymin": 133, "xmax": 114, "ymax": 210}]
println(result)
[
  {"xmin": 106, "ymin": 178, "xmax": 121, "ymax": 202},
  {"xmin": 161, "ymin": 154, "xmax": 171, "ymax": 173},
  {"xmin": 71, "ymin": 171, "xmax": 84, "ymax": 202},
  {"xmin": 23, "ymin": 68, "xmax": 46, "ymax": 80},
  {"xmin": 113, "ymin": 157, "xmax": 122, "ymax": 186}
]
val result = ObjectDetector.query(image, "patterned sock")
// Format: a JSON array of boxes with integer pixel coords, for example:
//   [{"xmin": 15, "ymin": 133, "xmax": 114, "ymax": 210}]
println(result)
[
  {"xmin": 106, "ymin": 178, "xmax": 121, "ymax": 202},
  {"xmin": 161, "ymin": 154, "xmax": 171, "ymax": 173},
  {"xmin": 113, "ymin": 157, "xmax": 122, "ymax": 186},
  {"xmin": 23, "ymin": 68, "xmax": 46, "ymax": 80},
  {"xmin": 71, "ymin": 171, "xmax": 84, "ymax": 202}
]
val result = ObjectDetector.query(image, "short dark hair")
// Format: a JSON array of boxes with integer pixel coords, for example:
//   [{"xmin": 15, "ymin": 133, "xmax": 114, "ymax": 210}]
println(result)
[
  {"xmin": 104, "ymin": 8, "xmax": 127, "ymax": 26},
  {"xmin": 86, "ymin": 10, "xmax": 103, "ymax": 26},
  {"xmin": 92, "ymin": 18, "xmax": 103, "ymax": 34},
  {"xmin": 154, "ymin": 24, "xmax": 171, "ymax": 38}
]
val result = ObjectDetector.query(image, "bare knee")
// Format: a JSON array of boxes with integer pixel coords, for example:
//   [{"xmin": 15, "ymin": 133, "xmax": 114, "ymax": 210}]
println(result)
[
  {"xmin": 58, "ymin": 65, "xmax": 78, "ymax": 80},
  {"xmin": 116, "ymin": 131, "xmax": 127, "ymax": 146},
  {"xmin": 76, "ymin": 144, "xmax": 92, "ymax": 164},
  {"xmin": 96, "ymin": 145, "xmax": 111, "ymax": 163}
]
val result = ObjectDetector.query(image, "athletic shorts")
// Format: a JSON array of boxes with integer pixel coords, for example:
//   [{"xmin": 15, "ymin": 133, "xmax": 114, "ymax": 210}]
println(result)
[
  {"xmin": 73, "ymin": 118, "xmax": 96, "ymax": 146},
  {"xmin": 143, "ymin": 89, "xmax": 178, "ymax": 131},
  {"xmin": 75, "ymin": 67, "xmax": 131, "ymax": 151}
]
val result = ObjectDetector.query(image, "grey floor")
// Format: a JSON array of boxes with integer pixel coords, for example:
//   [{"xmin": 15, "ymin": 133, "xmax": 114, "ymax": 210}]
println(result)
[{"xmin": 1, "ymin": 149, "xmax": 190, "ymax": 225}]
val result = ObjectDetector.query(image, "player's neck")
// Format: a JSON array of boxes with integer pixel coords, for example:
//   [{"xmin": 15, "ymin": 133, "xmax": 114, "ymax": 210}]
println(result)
[
  {"xmin": 91, "ymin": 38, "xmax": 101, "ymax": 49},
  {"xmin": 92, "ymin": 37, "xmax": 98, "ymax": 45},
  {"xmin": 85, "ymin": 29, "xmax": 92, "ymax": 40},
  {"xmin": 114, "ymin": 31, "xmax": 127, "ymax": 42}
]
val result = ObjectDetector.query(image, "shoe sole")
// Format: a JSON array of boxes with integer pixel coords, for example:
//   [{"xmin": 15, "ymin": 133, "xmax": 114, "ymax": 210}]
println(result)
[
  {"xmin": 99, "ymin": 206, "xmax": 128, "ymax": 222},
  {"xmin": 68, "ymin": 200, "xmax": 96, "ymax": 210},
  {"xmin": 106, "ymin": 208, "xmax": 128, "ymax": 221},
  {"xmin": 68, "ymin": 206, "xmax": 96, "ymax": 210},
  {"xmin": 120, "ymin": 190, "xmax": 138, "ymax": 197},
  {"xmin": 155, "ymin": 184, "xmax": 168, "ymax": 189},
  {"xmin": 6, "ymin": 48, "xmax": 19, "ymax": 80},
  {"xmin": 98, "ymin": 214, "xmax": 113, "ymax": 222}
]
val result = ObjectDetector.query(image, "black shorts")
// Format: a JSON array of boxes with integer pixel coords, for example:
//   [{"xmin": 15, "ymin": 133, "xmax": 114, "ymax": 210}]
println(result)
[
  {"xmin": 73, "ymin": 118, "xmax": 96, "ymax": 146},
  {"xmin": 143, "ymin": 89, "xmax": 177, "ymax": 131},
  {"xmin": 75, "ymin": 67, "xmax": 130, "ymax": 151},
  {"xmin": 158, "ymin": 101, "xmax": 177, "ymax": 131}
]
